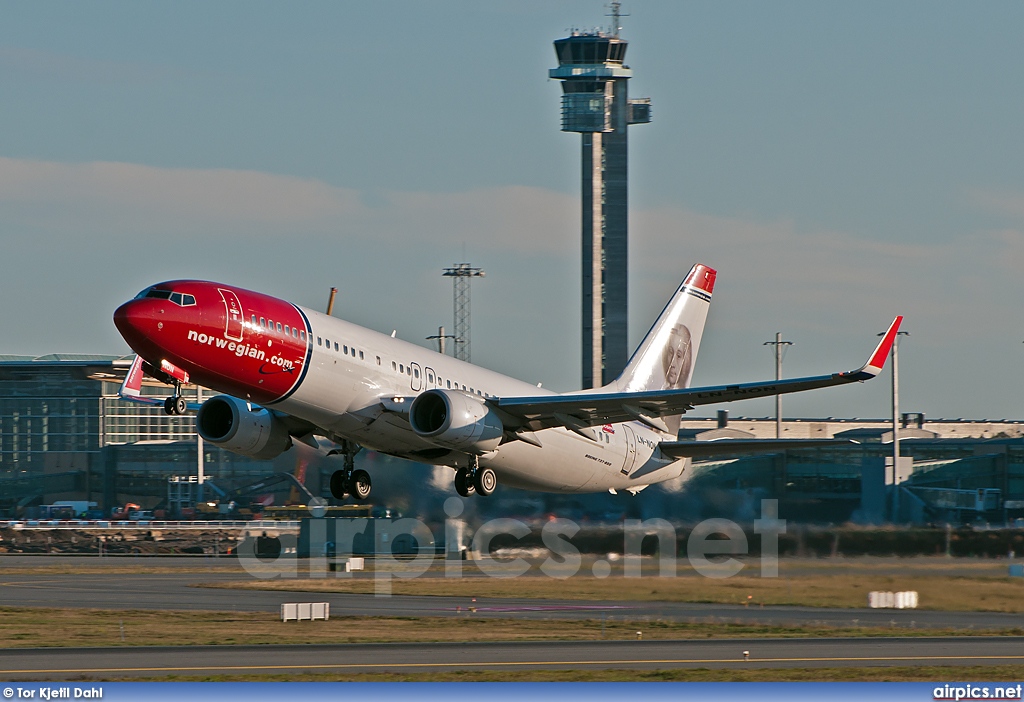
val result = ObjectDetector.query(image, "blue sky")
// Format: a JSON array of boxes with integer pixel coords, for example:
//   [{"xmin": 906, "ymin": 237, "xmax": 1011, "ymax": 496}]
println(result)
[{"xmin": 2, "ymin": 1, "xmax": 1023, "ymax": 420}]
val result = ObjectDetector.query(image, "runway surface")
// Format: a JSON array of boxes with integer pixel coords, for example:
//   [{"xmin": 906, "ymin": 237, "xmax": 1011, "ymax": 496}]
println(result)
[
  {"xmin": 1, "ymin": 567, "xmax": 1023, "ymax": 631},
  {"xmin": 1, "ymin": 637, "xmax": 1023, "ymax": 679}
]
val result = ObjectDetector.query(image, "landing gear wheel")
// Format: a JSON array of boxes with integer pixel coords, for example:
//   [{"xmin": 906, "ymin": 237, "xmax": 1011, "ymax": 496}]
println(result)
[
  {"xmin": 329, "ymin": 470, "xmax": 349, "ymax": 500},
  {"xmin": 348, "ymin": 469, "xmax": 372, "ymax": 501},
  {"xmin": 454, "ymin": 469, "xmax": 475, "ymax": 498},
  {"xmin": 163, "ymin": 396, "xmax": 187, "ymax": 416},
  {"xmin": 474, "ymin": 467, "xmax": 497, "ymax": 497}
]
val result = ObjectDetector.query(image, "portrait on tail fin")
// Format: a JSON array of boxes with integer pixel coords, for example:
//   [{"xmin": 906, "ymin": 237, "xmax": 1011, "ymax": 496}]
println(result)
[{"xmin": 663, "ymin": 323, "xmax": 693, "ymax": 390}]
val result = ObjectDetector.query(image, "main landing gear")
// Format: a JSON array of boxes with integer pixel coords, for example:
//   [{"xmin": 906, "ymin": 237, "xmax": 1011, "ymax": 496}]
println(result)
[
  {"xmin": 329, "ymin": 441, "xmax": 371, "ymax": 501},
  {"xmin": 163, "ymin": 383, "xmax": 187, "ymax": 416},
  {"xmin": 454, "ymin": 456, "xmax": 496, "ymax": 498}
]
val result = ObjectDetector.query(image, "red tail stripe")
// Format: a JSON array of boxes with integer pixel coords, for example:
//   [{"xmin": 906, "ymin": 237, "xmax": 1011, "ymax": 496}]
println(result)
[{"xmin": 683, "ymin": 264, "xmax": 717, "ymax": 294}]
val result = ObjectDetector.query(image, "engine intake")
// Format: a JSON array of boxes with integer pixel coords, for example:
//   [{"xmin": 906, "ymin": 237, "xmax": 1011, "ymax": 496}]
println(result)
[
  {"xmin": 197, "ymin": 395, "xmax": 292, "ymax": 460},
  {"xmin": 409, "ymin": 389, "xmax": 504, "ymax": 453}
]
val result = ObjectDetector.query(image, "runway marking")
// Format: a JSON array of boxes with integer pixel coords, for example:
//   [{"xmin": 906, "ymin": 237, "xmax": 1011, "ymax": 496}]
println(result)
[{"xmin": 3, "ymin": 654, "xmax": 1024, "ymax": 675}]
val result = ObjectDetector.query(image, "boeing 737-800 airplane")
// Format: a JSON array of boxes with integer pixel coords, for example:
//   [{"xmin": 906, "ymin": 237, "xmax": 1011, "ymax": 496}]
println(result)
[{"xmin": 113, "ymin": 264, "xmax": 902, "ymax": 500}]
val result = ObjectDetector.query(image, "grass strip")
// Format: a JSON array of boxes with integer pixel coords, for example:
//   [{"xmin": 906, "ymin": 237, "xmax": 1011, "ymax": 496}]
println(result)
[
  {"xmin": 201, "ymin": 572, "xmax": 1024, "ymax": 612},
  {"xmin": 0, "ymin": 606, "xmax": 1020, "ymax": 649}
]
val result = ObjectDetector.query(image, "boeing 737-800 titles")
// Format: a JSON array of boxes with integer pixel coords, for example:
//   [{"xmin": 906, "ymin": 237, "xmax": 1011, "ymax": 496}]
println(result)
[{"xmin": 113, "ymin": 264, "xmax": 903, "ymax": 500}]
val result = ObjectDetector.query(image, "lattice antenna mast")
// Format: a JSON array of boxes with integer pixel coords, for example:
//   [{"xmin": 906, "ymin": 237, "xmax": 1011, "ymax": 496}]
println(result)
[
  {"xmin": 606, "ymin": 1, "xmax": 628, "ymax": 37},
  {"xmin": 442, "ymin": 263, "xmax": 485, "ymax": 362}
]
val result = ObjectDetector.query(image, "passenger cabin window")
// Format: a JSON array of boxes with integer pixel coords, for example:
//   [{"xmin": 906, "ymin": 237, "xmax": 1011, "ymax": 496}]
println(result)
[
  {"xmin": 399, "ymin": 364, "xmax": 404, "ymax": 373},
  {"xmin": 334, "ymin": 342, "xmax": 339, "ymax": 352},
  {"xmin": 260, "ymin": 318, "xmax": 266, "ymax": 328},
  {"xmin": 325, "ymin": 339, "xmax": 330, "ymax": 348},
  {"xmin": 360, "ymin": 351, "xmax": 365, "ymax": 360},
  {"xmin": 276, "ymin": 322, "xmax": 282, "ymax": 333},
  {"xmin": 251, "ymin": 315, "xmax": 257, "ymax": 325},
  {"xmin": 300, "ymin": 331, "xmax": 306, "ymax": 341},
  {"xmin": 391, "ymin": 361, "xmax": 397, "ymax": 370},
  {"xmin": 352, "ymin": 348, "xmax": 357, "ymax": 357},
  {"xmin": 376, "ymin": 356, "xmax": 381, "ymax": 365},
  {"xmin": 414, "ymin": 368, "xmax": 420, "ymax": 379},
  {"xmin": 284, "ymin": 325, "xmax": 290, "ymax": 335},
  {"xmin": 317, "ymin": 337, "xmax": 322, "ymax": 346},
  {"xmin": 446, "ymin": 380, "xmax": 451, "ymax": 389}
]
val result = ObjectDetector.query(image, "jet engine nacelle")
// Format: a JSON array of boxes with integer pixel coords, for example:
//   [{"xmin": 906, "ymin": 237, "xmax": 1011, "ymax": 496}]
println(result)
[
  {"xmin": 197, "ymin": 395, "xmax": 292, "ymax": 460},
  {"xmin": 409, "ymin": 389, "xmax": 504, "ymax": 453}
]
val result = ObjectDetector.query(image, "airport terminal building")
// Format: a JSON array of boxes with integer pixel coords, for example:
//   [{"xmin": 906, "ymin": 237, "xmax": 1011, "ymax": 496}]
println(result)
[
  {"xmin": 1, "ymin": 355, "xmax": 1023, "ymax": 524},
  {"xmin": 0, "ymin": 355, "xmax": 310, "ymax": 517}
]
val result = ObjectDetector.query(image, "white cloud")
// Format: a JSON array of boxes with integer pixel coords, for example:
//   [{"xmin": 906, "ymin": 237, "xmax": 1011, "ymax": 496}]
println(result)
[{"xmin": 1, "ymin": 156, "xmax": 1021, "ymax": 417}]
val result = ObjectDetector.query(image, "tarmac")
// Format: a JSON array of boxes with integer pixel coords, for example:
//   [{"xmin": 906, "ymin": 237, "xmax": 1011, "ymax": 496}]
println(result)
[
  {"xmin": 1, "ymin": 637, "xmax": 1023, "ymax": 679},
  {"xmin": 2, "ymin": 555, "xmax": 1023, "ymax": 678}
]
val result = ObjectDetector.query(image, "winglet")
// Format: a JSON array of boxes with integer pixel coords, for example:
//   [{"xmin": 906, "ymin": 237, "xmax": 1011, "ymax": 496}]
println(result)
[
  {"xmin": 120, "ymin": 355, "xmax": 145, "ymax": 398},
  {"xmin": 850, "ymin": 316, "xmax": 903, "ymax": 380}
]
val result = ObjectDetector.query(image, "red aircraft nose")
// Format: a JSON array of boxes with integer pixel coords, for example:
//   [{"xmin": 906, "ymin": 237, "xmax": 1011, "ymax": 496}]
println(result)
[
  {"xmin": 113, "ymin": 299, "xmax": 161, "ymax": 356},
  {"xmin": 113, "ymin": 300, "xmax": 140, "ymax": 340}
]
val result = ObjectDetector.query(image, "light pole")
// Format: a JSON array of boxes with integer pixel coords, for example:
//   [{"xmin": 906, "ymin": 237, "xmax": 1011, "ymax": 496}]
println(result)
[
  {"xmin": 763, "ymin": 333, "xmax": 793, "ymax": 438},
  {"xmin": 881, "ymin": 329, "xmax": 910, "ymax": 519},
  {"xmin": 426, "ymin": 326, "xmax": 460, "ymax": 356}
]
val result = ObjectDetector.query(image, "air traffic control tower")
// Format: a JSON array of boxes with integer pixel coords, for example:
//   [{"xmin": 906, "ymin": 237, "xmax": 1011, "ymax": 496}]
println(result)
[{"xmin": 551, "ymin": 11, "xmax": 651, "ymax": 388}]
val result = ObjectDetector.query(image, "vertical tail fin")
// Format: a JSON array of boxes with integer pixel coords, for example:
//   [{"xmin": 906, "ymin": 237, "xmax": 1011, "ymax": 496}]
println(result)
[{"xmin": 610, "ymin": 263, "xmax": 716, "ymax": 395}]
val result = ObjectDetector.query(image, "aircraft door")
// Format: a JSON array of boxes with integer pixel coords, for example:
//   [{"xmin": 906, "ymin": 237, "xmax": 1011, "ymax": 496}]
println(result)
[
  {"xmin": 217, "ymin": 288, "xmax": 245, "ymax": 342},
  {"xmin": 621, "ymin": 425, "xmax": 638, "ymax": 476},
  {"xmin": 410, "ymin": 362, "xmax": 423, "ymax": 392}
]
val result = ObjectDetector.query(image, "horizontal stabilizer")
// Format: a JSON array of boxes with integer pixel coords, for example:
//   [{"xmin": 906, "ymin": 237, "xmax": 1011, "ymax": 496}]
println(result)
[{"xmin": 659, "ymin": 438, "xmax": 860, "ymax": 459}]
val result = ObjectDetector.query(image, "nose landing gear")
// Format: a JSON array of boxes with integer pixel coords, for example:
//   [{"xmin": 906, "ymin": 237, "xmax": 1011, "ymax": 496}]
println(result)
[
  {"xmin": 163, "ymin": 382, "xmax": 188, "ymax": 416},
  {"xmin": 454, "ymin": 456, "xmax": 496, "ymax": 497},
  {"xmin": 328, "ymin": 441, "xmax": 371, "ymax": 501}
]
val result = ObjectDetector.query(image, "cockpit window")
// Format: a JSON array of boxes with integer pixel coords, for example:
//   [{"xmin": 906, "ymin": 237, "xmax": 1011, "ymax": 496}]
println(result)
[
  {"xmin": 168, "ymin": 292, "xmax": 196, "ymax": 306},
  {"xmin": 136, "ymin": 287, "xmax": 195, "ymax": 306}
]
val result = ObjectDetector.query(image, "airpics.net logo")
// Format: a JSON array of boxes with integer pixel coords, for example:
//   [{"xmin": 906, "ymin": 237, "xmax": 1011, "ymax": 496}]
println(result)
[
  {"xmin": 933, "ymin": 684, "xmax": 1023, "ymax": 700},
  {"xmin": 236, "ymin": 498, "xmax": 787, "ymax": 597}
]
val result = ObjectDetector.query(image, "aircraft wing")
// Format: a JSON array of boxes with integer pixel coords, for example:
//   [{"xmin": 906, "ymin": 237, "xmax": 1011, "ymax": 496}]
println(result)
[
  {"xmin": 658, "ymin": 438, "xmax": 859, "ymax": 459},
  {"xmin": 495, "ymin": 316, "xmax": 903, "ymax": 434}
]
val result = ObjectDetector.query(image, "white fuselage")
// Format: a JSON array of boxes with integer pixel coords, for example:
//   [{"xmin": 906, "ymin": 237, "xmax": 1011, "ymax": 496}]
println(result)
[{"xmin": 278, "ymin": 307, "xmax": 686, "ymax": 493}]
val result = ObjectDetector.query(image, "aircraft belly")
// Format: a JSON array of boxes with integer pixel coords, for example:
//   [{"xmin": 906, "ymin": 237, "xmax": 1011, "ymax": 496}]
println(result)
[
  {"xmin": 273, "ymin": 356, "xmax": 425, "ymax": 448},
  {"xmin": 483, "ymin": 430, "xmax": 602, "ymax": 493}
]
